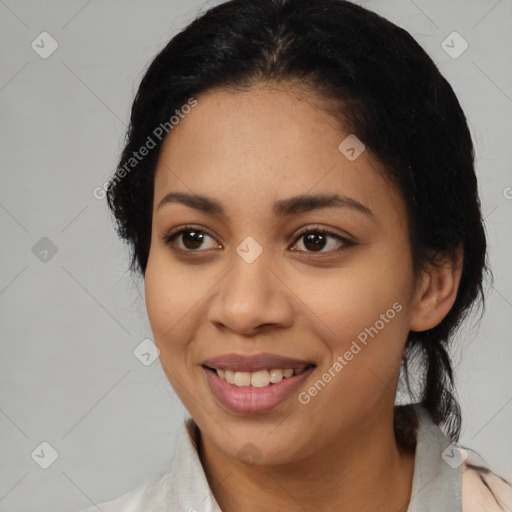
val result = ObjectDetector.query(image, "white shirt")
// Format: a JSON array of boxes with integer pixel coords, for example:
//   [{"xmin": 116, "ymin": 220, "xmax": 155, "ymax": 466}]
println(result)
[{"xmin": 78, "ymin": 405, "xmax": 512, "ymax": 511}]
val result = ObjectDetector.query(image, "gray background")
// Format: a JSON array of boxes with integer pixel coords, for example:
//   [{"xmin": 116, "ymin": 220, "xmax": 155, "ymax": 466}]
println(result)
[{"xmin": 0, "ymin": 0, "xmax": 511, "ymax": 511}]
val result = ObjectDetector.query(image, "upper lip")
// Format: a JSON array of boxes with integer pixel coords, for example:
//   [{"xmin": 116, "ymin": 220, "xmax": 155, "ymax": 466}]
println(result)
[{"xmin": 202, "ymin": 352, "xmax": 316, "ymax": 372}]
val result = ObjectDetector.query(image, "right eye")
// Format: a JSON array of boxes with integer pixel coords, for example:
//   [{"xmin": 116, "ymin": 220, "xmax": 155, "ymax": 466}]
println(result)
[{"xmin": 162, "ymin": 225, "xmax": 221, "ymax": 252}]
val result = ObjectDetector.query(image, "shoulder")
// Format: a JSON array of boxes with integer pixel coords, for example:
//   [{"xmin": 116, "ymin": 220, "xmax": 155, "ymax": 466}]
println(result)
[
  {"xmin": 462, "ymin": 457, "xmax": 512, "ymax": 512},
  {"xmin": 401, "ymin": 404, "xmax": 511, "ymax": 512}
]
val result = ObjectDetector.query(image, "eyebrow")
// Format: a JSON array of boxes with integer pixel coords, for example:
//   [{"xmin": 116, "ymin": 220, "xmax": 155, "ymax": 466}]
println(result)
[{"xmin": 157, "ymin": 191, "xmax": 375, "ymax": 219}]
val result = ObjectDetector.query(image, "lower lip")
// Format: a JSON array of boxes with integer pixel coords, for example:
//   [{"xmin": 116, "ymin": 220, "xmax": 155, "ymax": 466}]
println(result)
[{"xmin": 203, "ymin": 366, "xmax": 315, "ymax": 414}]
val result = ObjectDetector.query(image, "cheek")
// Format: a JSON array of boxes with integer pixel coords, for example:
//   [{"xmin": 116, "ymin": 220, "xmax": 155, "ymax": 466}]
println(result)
[
  {"xmin": 292, "ymin": 258, "xmax": 410, "ymax": 340},
  {"xmin": 143, "ymin": 249, "xmax": 202, "ymax": 354},
  {"xmin": 289, "ymin": 253, "xmax": 412, "ymax": 394}
]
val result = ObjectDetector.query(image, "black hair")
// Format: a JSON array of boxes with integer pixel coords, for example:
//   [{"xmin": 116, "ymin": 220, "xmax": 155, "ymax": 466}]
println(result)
[{"xmin": 106, "ymin": 0, "xmax": 489, "ymax": 446}]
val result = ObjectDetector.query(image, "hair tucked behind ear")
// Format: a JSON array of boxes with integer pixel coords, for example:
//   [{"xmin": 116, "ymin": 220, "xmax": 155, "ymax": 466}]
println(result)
[
  {"xmin": 106, "ymin": 0, "xmax": 489, "ymax": 444},
  {"xmin": 413, "ymin": 331, "xmax": 462, "ymax": 437},
  {"xmin": 395, "ymin": 332, "xmax": 463, "ymax": 451}
]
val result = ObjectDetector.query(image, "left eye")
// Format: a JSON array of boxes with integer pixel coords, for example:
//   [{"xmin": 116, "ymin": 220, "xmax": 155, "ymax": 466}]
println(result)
[
  {"xmin": 163, "ymin": 227, "xmax": 219, "ymax": 251},
  {"xmin": 291, "ymin": 228, "xmax": 352, "ymax": 253}
]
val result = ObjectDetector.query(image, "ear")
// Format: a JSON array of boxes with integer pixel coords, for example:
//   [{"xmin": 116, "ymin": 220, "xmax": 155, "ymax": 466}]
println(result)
[{"xmin": 409, "ymin": 244, "xmax": 463, "ymax": 332}]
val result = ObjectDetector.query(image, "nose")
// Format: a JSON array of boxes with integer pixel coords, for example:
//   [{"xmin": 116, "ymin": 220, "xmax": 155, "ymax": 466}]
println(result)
[{"xmin": 207, "ymin": 250, "xmax": 294, "ymax": 336}]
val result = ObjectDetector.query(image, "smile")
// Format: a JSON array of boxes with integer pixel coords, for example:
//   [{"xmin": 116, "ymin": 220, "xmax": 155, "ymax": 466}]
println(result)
[
  {"xmin": 205, "ymin": 365, "xmax": 311, "ymax": 387},
  {"xmin": 202, "ymin": 364, "xmax": 316, "ymax": 414}
]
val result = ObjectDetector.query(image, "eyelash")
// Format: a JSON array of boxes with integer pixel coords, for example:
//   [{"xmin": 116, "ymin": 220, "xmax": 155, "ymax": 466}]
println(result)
[{"xmin": 161, "ymin": 224, "xmax": 355, "ymax": 257}]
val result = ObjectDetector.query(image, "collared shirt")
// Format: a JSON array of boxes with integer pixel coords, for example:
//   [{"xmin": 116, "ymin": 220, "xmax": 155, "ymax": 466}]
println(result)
[{"xmin": 78, "ymin": 405, "xmax": 512, "ymax": 511}]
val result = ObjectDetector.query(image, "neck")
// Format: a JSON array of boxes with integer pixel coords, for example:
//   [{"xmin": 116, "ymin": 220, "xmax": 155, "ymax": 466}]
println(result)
[{"xmin": 197, "ymin": 406, "xmax": 416, "ymax": 512}]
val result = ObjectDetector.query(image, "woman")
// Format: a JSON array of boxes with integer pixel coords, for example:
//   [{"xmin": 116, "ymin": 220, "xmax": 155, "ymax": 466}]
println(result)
[{"xmin": 80, "ymin": 0, "xmax": 512, "ymax": 510}]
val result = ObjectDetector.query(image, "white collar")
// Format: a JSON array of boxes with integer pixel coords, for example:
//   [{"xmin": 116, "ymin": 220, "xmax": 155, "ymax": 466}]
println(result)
[{"xmin": 171, "ymin": 404, "xmax": 463, "ymax": 511}]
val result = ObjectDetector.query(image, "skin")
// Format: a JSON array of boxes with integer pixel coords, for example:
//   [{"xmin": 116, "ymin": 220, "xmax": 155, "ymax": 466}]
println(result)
[{"xmin": 144, "ymin": 83, "xmax": 463, "ymax": 512}]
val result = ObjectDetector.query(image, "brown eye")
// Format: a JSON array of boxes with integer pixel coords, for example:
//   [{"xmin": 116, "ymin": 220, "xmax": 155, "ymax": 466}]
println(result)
[
  {"xmin": 181, "ymin": 230, "xmax": 207, "ymax": 249},
  {"xmin": 163, "ymin": 226, "xmax": 219, "ymax": 251},
  {"xmin": 302, "ymin": 232, "xmax": 328, "ymax": 252},
  {"xmin": 291, "ymin": 227, "xmax": 354, "ymax": 254}
]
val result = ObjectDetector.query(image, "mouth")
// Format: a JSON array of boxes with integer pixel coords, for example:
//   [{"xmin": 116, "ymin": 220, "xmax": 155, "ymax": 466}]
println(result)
[
  {"xmin": 202, "ymin": 364, "xmax": 315, "ymax": 388},
  {"xmin": 202, "ymin": 362, "xmax": 317, "ymax": 414}
]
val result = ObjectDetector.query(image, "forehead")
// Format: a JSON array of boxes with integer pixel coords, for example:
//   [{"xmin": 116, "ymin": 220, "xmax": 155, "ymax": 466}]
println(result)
[
  {"xmin": 153, "ymin": 85, "xmax": 406, "ymax": 228},
  {"xmin": 160, "ymin": 85, "xmax": 340, "ymax": 165}
]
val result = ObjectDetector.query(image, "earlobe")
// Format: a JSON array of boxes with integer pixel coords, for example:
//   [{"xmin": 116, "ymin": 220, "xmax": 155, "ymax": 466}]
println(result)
[{"xmin": 409, "ymin": 244, "xmax": 463, "ymax": 332}]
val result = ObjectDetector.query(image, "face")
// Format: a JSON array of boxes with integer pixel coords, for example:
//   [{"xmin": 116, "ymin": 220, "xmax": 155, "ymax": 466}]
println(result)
[{"xmin": 144, "ymin": 84, "xmax": 419, "ymax": 465}]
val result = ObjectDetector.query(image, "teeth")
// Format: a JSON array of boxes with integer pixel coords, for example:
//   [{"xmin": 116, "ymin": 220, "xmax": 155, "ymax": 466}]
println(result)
[
  {"xmin": 251, "ymin": 370, "xmax": 271, "ymax": 388},
  {"xmin": 214, "ymin": 366, "xmax": 309, "ymax": 388},
  {"xmin": 234, "ymin": 371, "xmax": 251, "ymax": 387},
  {"xmin": 269, "ymin": 368, "xmax": 283, "ymax": 383}
]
